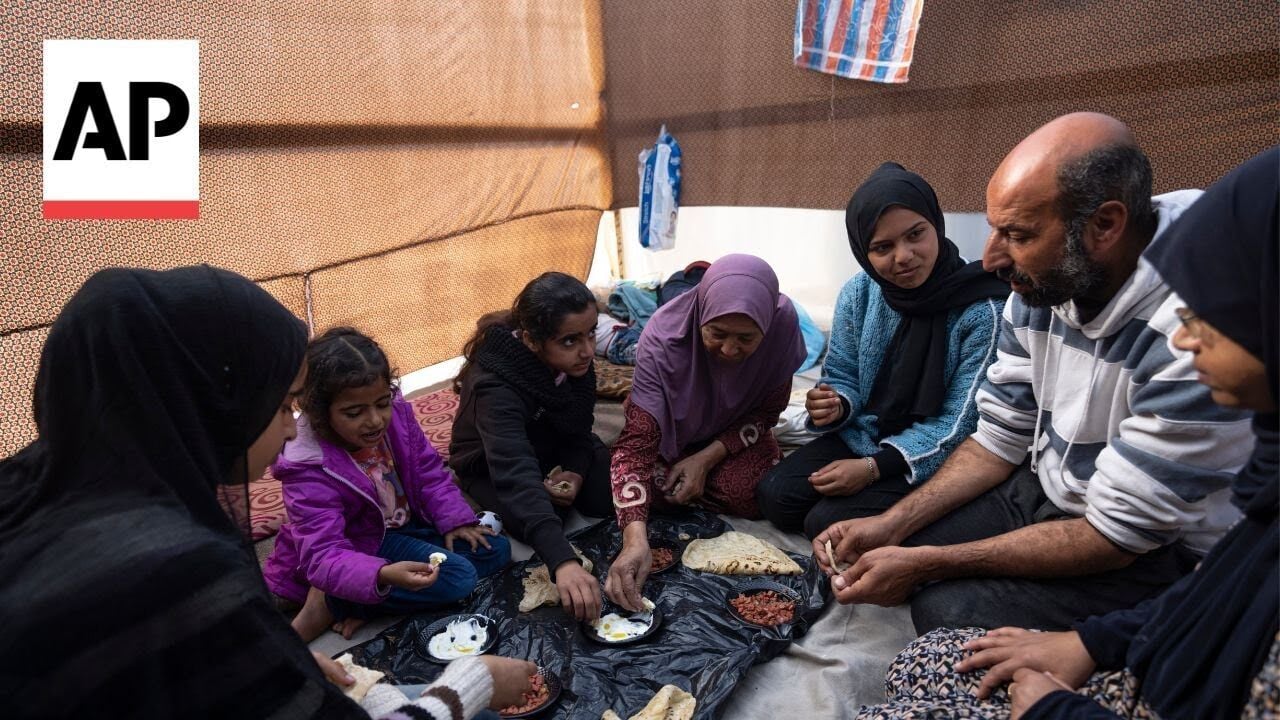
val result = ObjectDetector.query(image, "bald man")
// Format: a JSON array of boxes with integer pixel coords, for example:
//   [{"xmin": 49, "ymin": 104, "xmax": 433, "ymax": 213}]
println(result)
[{"xmin": 812, "ymin": 113, "xmax": 1255, "ymax": 632}]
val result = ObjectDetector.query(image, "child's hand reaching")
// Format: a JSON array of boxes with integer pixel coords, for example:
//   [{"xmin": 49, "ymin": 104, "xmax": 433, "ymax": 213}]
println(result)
[
  {"xmin": 377, "ymin": 561, "xmax": 437, "ymax": 591},
  {"xmin": 445, "ymin": 524, "xmax": 495, "ymax": 552}
]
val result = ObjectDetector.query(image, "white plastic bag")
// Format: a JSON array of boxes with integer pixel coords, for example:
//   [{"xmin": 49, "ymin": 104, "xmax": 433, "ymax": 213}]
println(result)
[{"xmin": 637, "ymin": 125, "xmax": 681, "ymax": 251}]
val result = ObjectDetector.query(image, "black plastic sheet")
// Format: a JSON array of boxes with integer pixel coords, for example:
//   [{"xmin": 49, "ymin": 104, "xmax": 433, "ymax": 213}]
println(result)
[{"xmin": 348, "ymin": 509, "xmax": 830, "ymax": 719}]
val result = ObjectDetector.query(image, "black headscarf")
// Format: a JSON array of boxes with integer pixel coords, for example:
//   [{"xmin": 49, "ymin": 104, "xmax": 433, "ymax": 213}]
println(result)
[
  {"xmin": 473, "ymin": 323, "xmax": 597, "ymax": 438},
  {"xmin": 1125, "ymin": 146, "xmax": 1279, "ymax": 719},
  {"xmin": 4, "ymin": 265, "xmax": 307, "ymax": 539},
  {"xmin": 1144, "ymin": 147, "xmax": 1278, "ymax": 520},
  {"xmin": 845, "ymin": 162, "xmax": 1010, "ymax": 437},
  {"xmin": 0, "ymin": 267, "xmax": 364, "ymax": 716}
]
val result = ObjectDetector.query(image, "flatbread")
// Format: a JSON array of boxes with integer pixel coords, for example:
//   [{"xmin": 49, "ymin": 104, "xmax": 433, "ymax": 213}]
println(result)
[
  {"xmin": 545, "ymin": 465, "xmax": 574, "ymax": 494},
  {"xmin": 519, "ymin": 547, "xmax": 595, "ymax": 612},
  {"xmin": 681, "ymin": 531, "xmax": 801, "ymax": 576},
  {"xmin": 824, "ymin": 538, "xmax": 847, "ymax": 574},
  {"xmin": 601, "ymin": 685, "xmax": 696, "ymax": 720},
  {"xmin": 335, "ymin": 653, "xmax": 384, "ymax": 702}
]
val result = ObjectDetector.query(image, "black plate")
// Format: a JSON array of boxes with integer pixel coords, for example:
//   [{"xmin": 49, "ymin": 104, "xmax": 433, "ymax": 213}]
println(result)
[
  {"xmin": 726, "ymin": 580, "xmax": 802, "ymax": 629},
  {"xmin": 498, "ymin": 667, "xmax": 563, "ymax": 718},
  {"xmin": 582, "ymin": 601, "xmax": 664, "ymax": 645},
  {"xmin": 646, "ymin": 540, "xmax": 680, "ymax": 574},
  {"xmin": 608, "ymin": 539, "xmax": 680, "ymax": 575},
  {"xmin": 418, "ymin": 613, "xmax": 499, "ymax": 663}
]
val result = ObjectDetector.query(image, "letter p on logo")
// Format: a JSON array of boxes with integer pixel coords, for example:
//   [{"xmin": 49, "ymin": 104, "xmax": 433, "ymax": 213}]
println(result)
[{"xmin": 43, "ymin": 40, "xmax": 199, "ymax": 220}]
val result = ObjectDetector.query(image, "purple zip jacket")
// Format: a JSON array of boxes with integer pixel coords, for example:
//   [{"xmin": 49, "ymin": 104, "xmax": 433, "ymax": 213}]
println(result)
[{"xmin": 263, "ymin": 393, "xmax": 477, "ymax": 605}]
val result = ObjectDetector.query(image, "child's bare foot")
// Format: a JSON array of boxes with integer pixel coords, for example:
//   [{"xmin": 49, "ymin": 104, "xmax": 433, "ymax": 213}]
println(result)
[
  {"xmin": 291, "ymin": 586, "xmax": 334, "ymax": 642},
  {"xmin": 332, "ymin": 617, "xmax": 367, "ymax": 640}
]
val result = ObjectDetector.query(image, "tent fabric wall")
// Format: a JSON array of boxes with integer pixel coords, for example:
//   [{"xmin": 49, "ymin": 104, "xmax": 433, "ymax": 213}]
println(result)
[
  {"xmin": 4, "ymin": 1, "xmax": 1276, "ymax": 458},
  {"xmin": 0, "ymin": 0, "xmax": 610, "ymax": 456},
  {"xmin": 602, "ymin": 0, "xmax": 1279, "ymax": 213}
]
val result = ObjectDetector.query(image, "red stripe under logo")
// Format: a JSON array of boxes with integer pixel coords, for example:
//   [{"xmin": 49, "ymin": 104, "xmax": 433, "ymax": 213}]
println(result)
[{"xmin": 42, "ymin": 200, "xmax": 200, "ymax": 220}]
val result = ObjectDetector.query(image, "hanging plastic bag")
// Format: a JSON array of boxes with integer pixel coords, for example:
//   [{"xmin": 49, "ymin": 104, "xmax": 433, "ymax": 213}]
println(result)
[{"xmin": 637, "ymin": 125, "xmax": 681, "ymax": 251}]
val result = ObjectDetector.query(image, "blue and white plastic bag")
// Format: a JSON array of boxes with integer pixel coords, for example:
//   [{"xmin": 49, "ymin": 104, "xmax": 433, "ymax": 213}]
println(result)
[{"xmin": 637, "ymin": 125, "xmax": 681, "ymax": 251}]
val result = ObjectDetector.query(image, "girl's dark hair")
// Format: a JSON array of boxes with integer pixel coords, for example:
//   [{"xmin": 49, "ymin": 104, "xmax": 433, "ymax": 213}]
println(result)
[
  {"xmin": 454, "ymin": 271, "xmax": 595, "ymax": 391},
  {"xmin": 302, "ymin": 327, "xmax": 398, "ymax": 441}
]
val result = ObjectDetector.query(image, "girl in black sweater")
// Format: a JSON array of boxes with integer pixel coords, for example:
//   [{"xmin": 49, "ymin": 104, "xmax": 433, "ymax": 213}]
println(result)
[{"xmin": 450, "ymin": 271, "xmax": 610, "ymax": 621}]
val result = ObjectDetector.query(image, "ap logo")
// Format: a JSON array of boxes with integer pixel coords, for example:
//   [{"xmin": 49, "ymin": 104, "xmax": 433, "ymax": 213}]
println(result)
[{"xmin": 43, "ymin": 39, "xmax": 199, "ymax": 220}]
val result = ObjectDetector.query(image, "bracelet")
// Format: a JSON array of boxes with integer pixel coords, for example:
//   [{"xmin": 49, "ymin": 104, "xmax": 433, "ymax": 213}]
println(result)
[{"xmin": 864, "ymin": 456, "xmax": 879, "ymax": 482}]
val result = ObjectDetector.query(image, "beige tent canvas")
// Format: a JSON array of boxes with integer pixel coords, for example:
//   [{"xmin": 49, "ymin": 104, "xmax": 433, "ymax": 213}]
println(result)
[{"xmin": 3, "ymin": 1, "xmax": 1275, "ymax": 456}]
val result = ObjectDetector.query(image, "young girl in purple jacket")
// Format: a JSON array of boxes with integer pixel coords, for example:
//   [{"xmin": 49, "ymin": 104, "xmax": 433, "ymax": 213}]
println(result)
[{"xmin": 265, "ymin": 327, "xmax": 510, "ymax": 641}]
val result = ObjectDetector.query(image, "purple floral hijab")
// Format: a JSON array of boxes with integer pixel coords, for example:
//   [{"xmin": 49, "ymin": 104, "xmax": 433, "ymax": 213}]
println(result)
[{"xmin": 629, "ymin": 254, "xmax": 806, "ymax": 461}]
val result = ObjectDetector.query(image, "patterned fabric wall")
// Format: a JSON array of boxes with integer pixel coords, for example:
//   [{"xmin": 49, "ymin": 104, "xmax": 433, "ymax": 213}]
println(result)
[
  {"xmin": 603, "ymin": 1, "xmax": 1279, "ymax": 212},
  {"xmin": 0, "ymin": 1, "xmax": 610, "ymax": 456}
]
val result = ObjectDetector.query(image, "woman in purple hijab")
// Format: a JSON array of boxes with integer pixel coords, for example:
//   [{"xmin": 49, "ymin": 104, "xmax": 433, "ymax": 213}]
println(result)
[{"xmin": 604, "ymin": 254, "xmax": 806, "ymax": 610}]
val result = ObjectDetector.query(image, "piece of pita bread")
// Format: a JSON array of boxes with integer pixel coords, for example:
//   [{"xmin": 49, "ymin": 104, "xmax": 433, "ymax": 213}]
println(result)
[
  {"xmin": 335, "ymin": 653, "xmax": 384, "ymax": 702},
  {"xmin": 545, "ymin": 465, "xmax": 574, "ymax": 493},
  {"xmin": 824, "ymin": 538, "xmax": 847, "ymax": 574},
  {"xmin": 681, "ymin": 531, "xmax": 801, "ymax": 576},
  {"xmin": 519, "ymin": 547, "xmax": 595, "ymax": 612},
  {"xmin": 600, "ymin": 685, "xmax": 696, "ymax": 720}
]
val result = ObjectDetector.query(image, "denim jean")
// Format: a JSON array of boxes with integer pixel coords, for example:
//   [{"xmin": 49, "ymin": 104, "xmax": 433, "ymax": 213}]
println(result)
[{"xmin": 327, "ymin": 520, "xmax": 511, "ymax": 620}]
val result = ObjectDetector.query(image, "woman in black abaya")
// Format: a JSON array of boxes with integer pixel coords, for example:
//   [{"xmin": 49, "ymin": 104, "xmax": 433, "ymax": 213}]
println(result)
[{"xmin": 0, "ymin": 265, "xmax": 368, "ymax": 717}]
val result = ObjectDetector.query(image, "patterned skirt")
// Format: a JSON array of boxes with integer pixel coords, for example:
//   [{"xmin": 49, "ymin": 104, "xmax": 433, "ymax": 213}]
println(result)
[{"xmin": 855, "ymin": 628, "xmax": 1156, "ymax": 719}]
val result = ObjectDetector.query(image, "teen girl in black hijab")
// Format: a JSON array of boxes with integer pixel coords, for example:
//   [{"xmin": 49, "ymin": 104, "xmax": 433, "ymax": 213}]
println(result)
[
  {"xmin": 760, "ymin": 162, "xmax": 1009, "ymax": 539},
  {"xmin": 847, "ymin": 161, "xmax": 1011, "ymax": 433},
  {"xmin": 0, "ymin": 266, "xmax": 366, "ymax": 717}
]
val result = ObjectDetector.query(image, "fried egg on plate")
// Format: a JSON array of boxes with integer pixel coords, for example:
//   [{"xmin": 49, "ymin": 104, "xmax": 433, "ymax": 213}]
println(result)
[
  {"xmin": 428, "ymin": 617, "xmax": 487, "ymax": 659},
  {"xmin": 592, "ymin": 600, "xmax": 654, "ymax": 641}
]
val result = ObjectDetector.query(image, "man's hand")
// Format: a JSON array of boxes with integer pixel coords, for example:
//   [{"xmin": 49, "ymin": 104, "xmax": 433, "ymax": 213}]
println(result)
[
  {"xmin": 809, "ymin": 458, "xmax": 875, "ymax": 497},
  {"xmin": 444, "ymin": 523, "xmax": 495, "ymax": 552},
  {"xmin": 831, "ymin": 545, "xmax": 925, "ymax": 605},
  {"xmin": 479, "ymin": 656, "xmax": 538, "ymax": 710},
  {"xmin": 544, "ymin": 470, "xmax": 583, "ymax": 508},
  {"xmin": 810, "ymin": 515, "xmax": 901, "ymax": 575},
  {"xmin": 957, "ymin": 628, "xmax": 1095, "ymax": 699},
  {"xmin": 604, "ymin": 523, "xmax": 651, "ymax": 611},
  {"xmin": 311, "ymin": 651, "xmax": 354, "ymax": 688},
  {"xmin": 554, "ymin": 560, "xmax": 601, "ymax": 622},
  {"xmin": 806, "ymin": 383, "xmax": 844, "ymax": 427},
  {"xmin": 377, "ymin": 561, "xmax": 438, "ymax": 591},
  {"xmin": 1010, "ymin": 668, "xmax": 1076, "ymax": 719}
]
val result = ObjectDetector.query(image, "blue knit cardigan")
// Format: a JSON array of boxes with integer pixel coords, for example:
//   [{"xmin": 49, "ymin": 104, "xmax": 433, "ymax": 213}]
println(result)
[{"xmin": 810, "ymin": 272, "xmax": 1005, "ymax": 484}]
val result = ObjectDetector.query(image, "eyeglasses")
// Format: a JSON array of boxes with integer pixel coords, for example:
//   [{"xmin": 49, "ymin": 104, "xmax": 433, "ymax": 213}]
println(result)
[{"xmin": 1174, "ymin": 307, "xmax": 1206, "ymax": 340}]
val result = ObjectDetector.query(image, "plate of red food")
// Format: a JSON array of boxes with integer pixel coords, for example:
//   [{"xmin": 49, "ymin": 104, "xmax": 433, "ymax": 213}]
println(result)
[
  {"xmin": 647, "ymin": 540, "xmax": 679, "ymax": 574},
  {"xmin": 498, "ymin": 668, "xmax": 561, "ymax": 718},
  {"xmin": 726, "ymin": 580, "xmax": 801, "ymax": 629},
  {"xmin": 608, "ymin": 539, "xmax": 679, "ymax": 575}
]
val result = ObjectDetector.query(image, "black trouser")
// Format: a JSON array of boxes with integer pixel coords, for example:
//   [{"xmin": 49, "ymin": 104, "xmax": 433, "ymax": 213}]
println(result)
[
  {"xmin": 757, "ymin": 433, "xmax": 914, "ymax": 540},
  {"xmin": 463, "ymin": 433, "xmax": 615, "ymax": 546},
  {"xmin": 904, "ymin": 461, "xmax": 1199, "ymax": 633}
]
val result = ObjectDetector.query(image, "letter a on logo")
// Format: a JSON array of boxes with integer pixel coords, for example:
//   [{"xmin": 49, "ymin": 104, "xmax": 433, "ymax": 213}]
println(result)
[{"xmin": 43, "ymin": 40, "xmax": 199, "ymax": 220}]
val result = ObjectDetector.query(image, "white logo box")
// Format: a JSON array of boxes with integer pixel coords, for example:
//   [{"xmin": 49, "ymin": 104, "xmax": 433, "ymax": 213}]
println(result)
[{"xmin": 43, "ymin": 39, "xmax": 199, "ymax": 220}]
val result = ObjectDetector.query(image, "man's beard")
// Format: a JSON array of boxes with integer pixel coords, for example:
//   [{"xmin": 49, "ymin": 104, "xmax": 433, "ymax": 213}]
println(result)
[{"xmin": 997, "ymin": 226, "xmax": 1108, "ymax": 308}]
